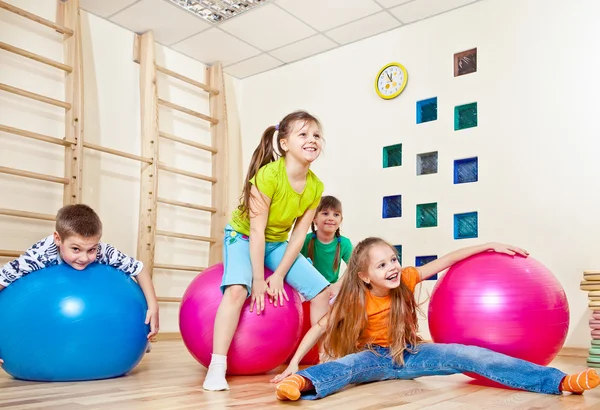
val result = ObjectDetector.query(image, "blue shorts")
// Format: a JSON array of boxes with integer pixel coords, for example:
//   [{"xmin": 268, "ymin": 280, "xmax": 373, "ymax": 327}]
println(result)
[{"xmin": 221, "ymin": 225, "xmax": 329, "ymax": 301}]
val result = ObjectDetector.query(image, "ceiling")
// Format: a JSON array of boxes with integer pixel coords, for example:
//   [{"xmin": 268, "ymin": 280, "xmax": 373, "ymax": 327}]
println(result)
[{"xmin": 80, "ymin": 0, "xmax": 483, "ymax": 79}]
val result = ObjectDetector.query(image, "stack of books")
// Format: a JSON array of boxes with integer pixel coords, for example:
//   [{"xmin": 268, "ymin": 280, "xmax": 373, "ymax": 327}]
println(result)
[{"xmin": 581, "ymin": 270, "xmax": 600, "ymax": 368}]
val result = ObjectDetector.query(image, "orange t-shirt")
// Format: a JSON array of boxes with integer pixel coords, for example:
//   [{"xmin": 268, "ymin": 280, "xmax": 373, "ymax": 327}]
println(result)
[{"xmin": 357, "ymin": 266, "xmax": 421, "ymax": 348}]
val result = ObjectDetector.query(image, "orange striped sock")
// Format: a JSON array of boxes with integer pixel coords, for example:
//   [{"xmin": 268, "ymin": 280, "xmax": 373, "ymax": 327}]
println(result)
[
  {"xmin": 275, "ymin": 374, "xmax": 313, "ymax": 401},
  {"xmin": 560, "ymin": 369, "xmax": 600, "ymax": 394}
]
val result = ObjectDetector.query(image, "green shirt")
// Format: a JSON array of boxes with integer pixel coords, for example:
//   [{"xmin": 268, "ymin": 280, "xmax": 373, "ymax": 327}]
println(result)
[
  {"xmin": 229, "ymin": 157, "xmax": 324, "ymax": 242},
  {"xmin": 301, "ymin": 234, "xmax": 353, "ymax": 283}
]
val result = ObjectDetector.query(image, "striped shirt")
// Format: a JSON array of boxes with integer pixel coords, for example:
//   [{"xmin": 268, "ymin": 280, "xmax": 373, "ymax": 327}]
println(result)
[{"xmin": 0, "ymin": 235, "xmax": 143, "ymax": 287}]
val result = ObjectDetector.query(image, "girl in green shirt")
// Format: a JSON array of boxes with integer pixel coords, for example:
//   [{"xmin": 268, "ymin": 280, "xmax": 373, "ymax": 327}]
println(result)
[{"xmin": 302, "ymin": 196, "xmax": 353, "ymax": 298}]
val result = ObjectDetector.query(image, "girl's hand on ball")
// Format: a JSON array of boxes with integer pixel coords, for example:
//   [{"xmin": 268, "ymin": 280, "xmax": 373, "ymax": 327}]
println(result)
[
  {"xmin": 250, "ymin": 279, "xmax": 268, "ymax": 314},
  {"xmin": 266, "ymin": 275, "xmax": 289, "ymax": 307},
  {"xmin": 270, "ymin": 363, "xmax": 298, "ymax": 383},
  {"xmin": 490, "ymin": 243, "xmax": 529, "ymax": 257}
]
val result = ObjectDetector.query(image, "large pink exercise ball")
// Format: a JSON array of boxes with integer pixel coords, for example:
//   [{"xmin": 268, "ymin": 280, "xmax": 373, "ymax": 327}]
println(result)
[
  {"xmin": 179, "ymin": 263, "xmax": 303, "ymax": 375},
  {"xmin": 428, "ymin": 252, "xmax": 569, "ymax": 369}
]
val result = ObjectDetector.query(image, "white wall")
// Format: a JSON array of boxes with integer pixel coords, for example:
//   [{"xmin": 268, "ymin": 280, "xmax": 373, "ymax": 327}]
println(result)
[
  {"xmin": 0, "ymin": 1, "xmax": 242, "ymax": 333},
  {"xmin": 239, "ymin": 0, "xmax": 600, "ymax": 347}
]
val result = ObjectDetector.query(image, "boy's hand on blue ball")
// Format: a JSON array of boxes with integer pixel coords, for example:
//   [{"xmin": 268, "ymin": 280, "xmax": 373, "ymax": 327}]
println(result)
[{"xmin": 145, "ymin": 307, "xmax": 160, "ymax": 339}]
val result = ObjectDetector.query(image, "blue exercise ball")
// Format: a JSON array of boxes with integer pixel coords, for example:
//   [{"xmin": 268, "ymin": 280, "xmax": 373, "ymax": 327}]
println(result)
[{"xmin": 0, "ymin": 263, "xmax": 149, "ymax": 381}]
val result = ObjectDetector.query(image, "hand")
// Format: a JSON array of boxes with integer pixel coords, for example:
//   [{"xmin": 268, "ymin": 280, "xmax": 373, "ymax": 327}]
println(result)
[
  {"xmin": 266, "ymin": 275, "xmax": 289, "ymax": 307},
  {"xmin": 489, "ymin": 243, "xmax": 529, "ymax": 257},
  {"xmin": 0, "ymin": 358, "xmax": 3, "ymax": 367},
  {"xmin": 250, "ymin": 279, "xmax": 268, "ymax": 314},
  {"xmin": 270, "ymin": 362, "xmax": 299, "ymax": 383},
  {"xmin": 145, "ymin": 307, "xmax": 160, "ymax": 339}
]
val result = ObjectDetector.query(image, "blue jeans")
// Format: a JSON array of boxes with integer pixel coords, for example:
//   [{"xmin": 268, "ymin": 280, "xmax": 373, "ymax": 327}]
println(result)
[{"xmin": 296, "ymin": 343, "xmax": 566, "ymax": 399}]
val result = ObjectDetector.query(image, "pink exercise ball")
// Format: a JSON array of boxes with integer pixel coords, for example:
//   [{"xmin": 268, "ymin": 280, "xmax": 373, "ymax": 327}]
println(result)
[
  {"xmin": 179, "ymin": 263, "xmax": 303, "ymax": 375},
  {"xmin": 428, "ymin": 252, "xmax": 569, "ymax": 370}
]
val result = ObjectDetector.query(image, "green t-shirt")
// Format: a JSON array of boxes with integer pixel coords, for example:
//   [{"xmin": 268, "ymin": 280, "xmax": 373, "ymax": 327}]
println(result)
[
  {"xmin": 229, "ymin": 157, "xmax": 324, "ymax": 242},
  {"xmin": 301, "ymin": 234, "xmax": 353, "ymax": 283}
]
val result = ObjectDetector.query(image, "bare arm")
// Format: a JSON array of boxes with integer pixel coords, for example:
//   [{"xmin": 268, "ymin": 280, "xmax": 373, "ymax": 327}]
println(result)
[
  {"xmin": 270, "ymin": 313, "xmax": 330, "ymax": 383},
  {"xmin": 272, "ymin": 207, "xmax": 317, "ymax": 280},
  {"xmin": 135, "ymin": 266, "xmax": 159, "ymax": 339},
  {"xmin": 265, "ymin": 207, "xmax": 317, "ymax": 306},
  {"xmin": 248, "ymin": 185, "xmax": 271, "ymax": 312},
  {"xmin": 418, "ymin": 242, "xmax": 529, "ymax": 281}
]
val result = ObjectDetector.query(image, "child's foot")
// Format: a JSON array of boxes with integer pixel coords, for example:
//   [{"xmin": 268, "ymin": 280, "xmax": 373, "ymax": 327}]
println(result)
[
  {"xmin": 202, "ymin": 355, "xmax": 229, "ymax": 391},
  {"xmin": 276, "ymin": 374, "xmax": 312, "ymax": 401},
  {"xmin": 561, "ymin": 369, "xmax": 600, "ymax": 394}
]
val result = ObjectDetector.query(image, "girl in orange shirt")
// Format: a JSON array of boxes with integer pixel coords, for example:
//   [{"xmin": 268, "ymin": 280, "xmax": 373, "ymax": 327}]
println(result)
[{"xmin": 272, "ymin": 237, "xmax": 599, "ymax": 400}]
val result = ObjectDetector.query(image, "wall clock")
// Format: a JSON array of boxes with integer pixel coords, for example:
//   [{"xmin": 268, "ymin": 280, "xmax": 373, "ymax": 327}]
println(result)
[{"xmin": 375, "ymin": 62, "xmax": 408, "ymax": 100}]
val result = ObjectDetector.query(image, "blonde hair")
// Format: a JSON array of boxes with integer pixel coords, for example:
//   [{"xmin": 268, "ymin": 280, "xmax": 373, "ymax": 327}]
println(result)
[
  {"xmin": 238, "ymin": 110, "xmax": 322, "ymax": 216},
  {"xmin": 323, "ymin": 237, "xmax": 423, "ymax": 364}
]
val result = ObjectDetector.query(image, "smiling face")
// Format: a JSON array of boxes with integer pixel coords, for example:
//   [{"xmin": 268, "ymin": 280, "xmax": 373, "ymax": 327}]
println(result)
[
  {"xmin": 314, "ymin": 207, "xmax": 343, "ymax": 236},
  {"xmin": 280, "ymin": 119, "xmax": 322, "ymax": 164},
  {"xmin": 358, "ymin": 243, "xmax": 403, "ymax": 296},
  {"xmin": 53, "ymin": 232, "xmax": 100, "ymax": 270}
]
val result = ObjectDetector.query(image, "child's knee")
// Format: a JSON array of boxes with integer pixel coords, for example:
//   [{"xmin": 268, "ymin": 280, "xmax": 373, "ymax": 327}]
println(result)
[{"xmin": 223, "ymin": 285, "xmax": 248, "ymax": 306}]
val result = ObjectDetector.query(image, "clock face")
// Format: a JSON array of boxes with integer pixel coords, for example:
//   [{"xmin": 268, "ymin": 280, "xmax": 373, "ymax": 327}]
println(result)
[{"xmin": 375, "ymin": 63, "xmax": 408, "ymax": 99}]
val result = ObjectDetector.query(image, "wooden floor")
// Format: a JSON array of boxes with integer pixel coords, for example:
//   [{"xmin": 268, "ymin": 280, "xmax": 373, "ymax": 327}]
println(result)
[{"xmin": 1, "ymin": 341, "xmax": 600, "ymax": 409}]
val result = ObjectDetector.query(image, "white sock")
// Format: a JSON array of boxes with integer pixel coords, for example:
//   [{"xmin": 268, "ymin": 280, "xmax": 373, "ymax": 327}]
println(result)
[{"xmin": 202, "ymin": 354, "xmax": 230, "ymax": 391}]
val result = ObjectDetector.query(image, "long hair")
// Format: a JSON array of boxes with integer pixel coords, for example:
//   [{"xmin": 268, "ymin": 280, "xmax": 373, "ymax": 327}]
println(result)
[
  {"xmin": 322, "ymin": 237, "xmax": 423, "ymax": 364},
  {"xmin": 307, "ymin": 196, "xmax": 343, "ymax": 272},
  {"xmin": 238, "ymin": 110, "xmax": 322, "ymax": 216}
]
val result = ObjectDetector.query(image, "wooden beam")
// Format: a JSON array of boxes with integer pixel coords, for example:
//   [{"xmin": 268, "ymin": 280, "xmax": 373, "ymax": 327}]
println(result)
[
  {"xmin": 154, "ymin": 263, "xmax": 205, "ymax": 272},
  {"xmin": 83, "ymin": 142, "xmax": 153, "ymax": 163},
  {"xmin": 157, "ymin": 297, "xmax": 183, "ymax": 303},
  {"xmin": 136, "ymin": 31, "xmax": 160, "ymax": 277},
  {"xmin": 156, "ymin": 65, "xmax": 219, "ymax": 95},
  {"xmin": 0, "ymin": 208, "xmax": 55, "ymax": 221},
  {"xmin": 157, "ymin": 197, "xmax": 216, "ymax": 213},
  {"xmin": 62, "ymin": 0, "xmax": 83, "ymax": 205},
  {"xmin": 0, "ymin": 83, "xmax": 71, "ymax": 109},
  {"xmin": 0, "ymin": 0, "xmax": 74, "ymax": 36},
  {"xmin": 0, "ymin": 41, "xmax": 72, "ymax": 72},
  {"xmin": 207, "ymin": 63, "xmax": 228, "ymax": 265},
  {"xmin": 132, "ymin": 33, "xmax": 141, "ymax": 64},
  {"xmin": 156, "ymin": 230, "xmax": 216, "ymax": 243},
  {"xmin": 0, "ymin": 166, "xmax": 69, "ymax": 184},
  {"xmin": 158, "ymin": 163, "xmax": 216, "ymax": 183},
  {"xmin": 0, "ymin": 124, "xmax": 73, "ymax": 146},
  {"xmin": 158, "ymin": 98, "xmax": 218, "ymax": 125},
  {"xmin": 0, "ymin": 250, "xmax": 22, "ymax": 258},
  {"xmin": 159, "ymin": 131, "xmax": 217, "ymax": 153}
]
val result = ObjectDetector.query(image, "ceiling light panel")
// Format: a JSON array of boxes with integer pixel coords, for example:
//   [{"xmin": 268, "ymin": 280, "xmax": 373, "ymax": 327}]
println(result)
[{"xmin": 167, "ymin": 0, "xmax": 271, "ymax": 24}]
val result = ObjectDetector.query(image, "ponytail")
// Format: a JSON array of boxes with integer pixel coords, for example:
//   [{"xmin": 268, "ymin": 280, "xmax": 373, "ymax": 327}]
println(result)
[
  {"xmin": 238, "ymin": 126, "xmax": 278, "ymax": 215},
  {"xmin": 333, "ymin": 228, "xmax": 341, "ymax": 272},
  {"xmin": 307, "ymin": 222, "xmax": 317, "ymax": 263}
]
